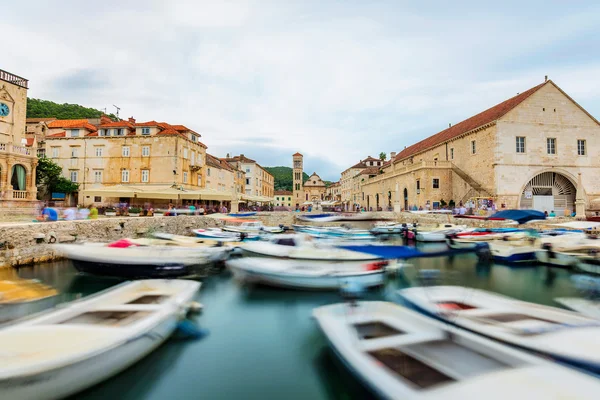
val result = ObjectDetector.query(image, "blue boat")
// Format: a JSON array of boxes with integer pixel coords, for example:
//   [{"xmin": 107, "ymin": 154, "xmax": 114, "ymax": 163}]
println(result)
[{"xmin": 228, "ymin": 212, "xmax": 257, "ymax": 217}]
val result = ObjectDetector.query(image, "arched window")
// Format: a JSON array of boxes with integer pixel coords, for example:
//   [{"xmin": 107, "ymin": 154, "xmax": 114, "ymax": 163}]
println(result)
[
  {"xmin": 305, "ymin": 193, "xmax": 308, "ymax": 201},
  {"xmin": 11, "ymin": 165, "xmax": 26, "ymax": 191}
]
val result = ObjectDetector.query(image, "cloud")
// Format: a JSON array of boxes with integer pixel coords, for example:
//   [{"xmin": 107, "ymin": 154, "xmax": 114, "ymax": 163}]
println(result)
[{"xmin": 2, "ymin": 1, "xmax": 600, "ymax": 181}]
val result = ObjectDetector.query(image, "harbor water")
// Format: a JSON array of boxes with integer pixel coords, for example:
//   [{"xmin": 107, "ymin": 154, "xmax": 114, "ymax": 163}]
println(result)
[{"xmin": 16, "ymin": 251, "xmax": 583, "ymax": 400}]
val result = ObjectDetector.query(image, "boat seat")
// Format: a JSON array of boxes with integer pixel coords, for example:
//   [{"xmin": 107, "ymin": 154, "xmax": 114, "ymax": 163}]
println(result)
[{"xmin": 359, "ymin": 333, "xmax": 444, "ymax": 352}]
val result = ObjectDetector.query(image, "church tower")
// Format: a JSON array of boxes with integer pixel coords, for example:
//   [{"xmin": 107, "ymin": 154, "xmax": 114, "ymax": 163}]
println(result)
[{"xmin": 292, "ymin": 152, "xmax": 303, "ymax": 208}]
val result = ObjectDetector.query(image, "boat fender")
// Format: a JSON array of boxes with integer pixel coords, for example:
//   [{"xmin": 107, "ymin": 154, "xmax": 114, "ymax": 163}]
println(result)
[{"xmin": 175, "ymin": 319, "xmax": 209, "ymax": 340}]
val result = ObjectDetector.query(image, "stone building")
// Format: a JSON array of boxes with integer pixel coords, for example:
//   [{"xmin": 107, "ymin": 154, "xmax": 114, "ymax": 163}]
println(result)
[
  {"xmin": 0, "ymin": 69, "xmax": 38, "ymax": 211},
  {"xmin": 325, "ymin": 181, "xmax": 341, "ymax": 201},
  {"xmin": 291, "ymin": 152, "xmax": 327, "ymax": 209},
  {"xmin": 25, "ymin": 117, "xmax": 55, "ymax": 157},
  {"xmin": 340, "ymin": 156, "xmax": 386, "ymax": 210},
  {"xmin": 360, "ymin": 79, "xmax": 600, "ymax": 215},
  {"xmin": 274, "ymin": 190, "xmax": 293, "ymax": 208},
  {"xmin": 223, "ymin": 154, "xmax": 274, "ymax": 202},
  {"xmin": 44, "ymin": 117, "xmax": 210, "ymax": 206}
]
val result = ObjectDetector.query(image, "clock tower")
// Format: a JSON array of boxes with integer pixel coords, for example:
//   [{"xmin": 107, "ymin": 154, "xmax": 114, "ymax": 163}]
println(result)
[{"xmin": 292, "ymin": 152, "xmax": 303, "ymax": 209}]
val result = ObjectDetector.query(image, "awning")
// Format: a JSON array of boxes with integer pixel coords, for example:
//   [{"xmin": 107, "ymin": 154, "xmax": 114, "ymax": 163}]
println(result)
[
  {"xmin": 179, "ymin": 189, "xmax": 232, "ymax": 201},
  {"xmin": 136, "ymin": 187, "xmax": 186, "ymax": 200},
  {"xmin": 82, "ymin": 185, "xmax": 140, "ymax": 198}
]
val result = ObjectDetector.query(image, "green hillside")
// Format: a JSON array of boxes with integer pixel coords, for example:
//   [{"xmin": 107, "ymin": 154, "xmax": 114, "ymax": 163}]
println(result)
[
  {"xmin": 264, "ymin": 166, "xmax": 308, "ymax": 191},
  {"xmin": 27, "ymin": 98, "xmax": 117, "ymax": 120}
]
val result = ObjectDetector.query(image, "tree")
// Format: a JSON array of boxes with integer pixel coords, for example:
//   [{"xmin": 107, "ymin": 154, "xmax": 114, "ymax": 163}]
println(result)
[
  {"xmin": 36, "ymin": 157, "xmax": 79, "ymax": 198},
  {"xmin": 379, "ymin": 152, "xmax": 386, "ymax": 160},
  {"xmin": 263, "ymin": 166, "xmax": 309, "ymax": 191},
  {"xmin": 27, "ymin": 98, "xmax": 118, "ymax": 120}
]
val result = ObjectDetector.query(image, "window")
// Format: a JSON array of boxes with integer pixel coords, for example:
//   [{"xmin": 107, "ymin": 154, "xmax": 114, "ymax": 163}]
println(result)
[
  {"xmin": 94, "ymin": 170, "xmax": 102, "ymax": 183},
  {"xmin": 471, "ymin": 140, "xmax": 476, "ymax": 154},
  {"xmin": 71, "ymin": 129, "xmax": 80, "ymax": 137},
  {"xmin": 246, "ymin": 178, "xmax": 250, "ymax": 185},
  {"xmin": 191, "ymin": 151, "xmax": 195, "ymax": 165},
  {"xmin": 183, "ymin": 148, "xmax": 188, "ymax": 159},
  {"xmin": 276, "ymin": 197, "xmax": 279, "ymax": 201},
  {"xmin": 141, "ymin": 169, "xmax": 149, "ymax": 182},
  {"xmin": 95, "ymin": 147, "xmax": 103, "ymax": 157},
  {"xmin": 141, "ymin": 127, "xmax": 151, "ymax": 135},
  {"xmin": 51, "ymin": 147, "xmax": 59, "ymax": 158},
  {"xmin": 70, "ymin": 170, "xmax": 78, "ymax": 182},
  {"xmin": 450, "ymin": 148, "xmax": 454, "ymax": 160},
  {"xmin": 207, "ymin": 168, "xmax": 211, "ymax": 177},
  {"xmin": 99, "ymin": 129, "xmax": 107, "ymax": 136},
  {"xmin": 197, "ymin": 176, "xmax": 202, "ymax": 186},
  {"xmin": 114, "ymin": 128, "xmax": 124, "ymax": 136},
  {"xmin": 516, "ymin": 137, "xmax": 525, "ymax": 153},
  {"xmin": 121, "ymin": 169, "xmax": 129, "ymax": 182},
  {"xmin": 191, "ymin": 135, "xmax": 197, "ymax": 142},
  {"xmin": 71, "ymin": 147, "xmax": 79, "ymax": 158},
  {"xmin": 122, "ymin": 146, "xmax": 130, "ymax": 157},
  {"xmin": 577, "ymin": 139, "xmax": 586, "ymax": 156},
  {"xmin": 183, "ymin": 171, "xmax": 188, "ymax": 183},
  {"xmin": 142, "ymin": 146, "xmax": 150, "ymax": 156},
  {"xmin": 433, "ymin": 178, "xmax": 440, "ymax": 189},
  {"xmin": 246, "ymin": 168, "xmax": 250, "ymax": 173},
  {"xmin": 547, "ymin": 138, "xmax": 556, "ymax": 154},
  {"xmin": 94, "ymin": 196, "xmax": 101, "ymax": 202}
]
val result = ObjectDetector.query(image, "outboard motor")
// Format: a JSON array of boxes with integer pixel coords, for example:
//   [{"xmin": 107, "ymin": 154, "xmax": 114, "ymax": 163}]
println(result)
[
  {"xmin": 239, "ymin": 232, "xmax": 247, "ymax": 241},
  {"xmin": 475, "ymin": 242, "xmax": 492, "ymax": 264}
]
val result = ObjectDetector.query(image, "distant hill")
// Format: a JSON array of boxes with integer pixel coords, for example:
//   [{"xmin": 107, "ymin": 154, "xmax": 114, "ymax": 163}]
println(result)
[
  {"xmin": 27, "ymin": 98, "xmax": 117, "ymax": 120},
  {"xmin": 264, "ymin": 166, "xmax": 309, "ymax": 191}
]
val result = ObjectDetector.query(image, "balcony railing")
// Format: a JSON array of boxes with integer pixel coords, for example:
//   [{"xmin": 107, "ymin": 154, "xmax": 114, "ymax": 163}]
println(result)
[
  {"xmin": 12, "ymin": 191, "xmax": 28, "ymax": 199},
  {"xmin": 0, "ymin": 69, "xmax": 29, "ymax": 89},
  {"xmin": 0, "ymin": 143, "xmax": 32, "ymax": 156}
]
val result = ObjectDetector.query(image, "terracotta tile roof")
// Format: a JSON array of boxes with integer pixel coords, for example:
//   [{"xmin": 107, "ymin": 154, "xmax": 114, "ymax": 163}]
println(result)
[
  {"xmin": 25, "ymin": 138, "xmax": 35, "ymax": 146},
  {"xmin": 219, "ymin": 158, "xmax": 235, "ymax": 171},
  {"xmin": 362, "ymin": 156, "xmax": 380, "ymax": 162},
  {"xmin": 359, "ymin": 166, "xmax": 380, "ymax": 176},
  {"xmin": 47, "ymin": 119, "xmax": 89, "ymax": 128},
  {"xmin": 275, "ymin": 190, "xmax": 293, "ymax": 195},
  {"xmin": 46, "ymin": 131, "xmax": 66, "ymax": 138},
  {"xmin": 26, "ymin": 117, "xmax": 56, "ymax": 123},
  {"xmin": 350, "ymin": 160, "xmax": 367, "ymax": 169},
  {"xmin": 87, "ymin": 132, "xmax": 98, "ymax": 137},
  {"xmin": 224, "ymin": 155, "xmax": 257, "ymax": 164},
  {"xmin": 99, "ymin": 120, "xmax": 134, "ymax": 129},
  {"xmin": 293, "ymin": 152, "xmax": 303, "ymax": 156},
  {"xmin": 155, "ymin": 128, "xmax": 181, "ymax": 136},
  {"xmin": 135, "ymin": 120, "xmax": 160, "ymax": 127},
  {"xmin": 394, "ymin": 81, "xmax": 547, "ymax": 163}
]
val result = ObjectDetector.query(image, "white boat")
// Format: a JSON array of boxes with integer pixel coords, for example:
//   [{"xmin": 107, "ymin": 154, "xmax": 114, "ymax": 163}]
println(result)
[
  {"xmin": 536, "ymin": 234, "xmax": 600, "ymax": 272},
  {"xmin": 226, "ymin": 258, "xmax": 388, "ymax": 290},
  {"xmin": 192, "ymin": 227, "xmax": 244, "ymax": 242},
  {"xmin": 398, "ymin": 286, "xmax": 600, "ymax": 373},
  {"xmin": 555, "ymin": 297, "xmax": 600, "ymax": 319},
  {"xmin": 487, "ymin": 240, "xmax": 538, "ymax": 264},
  {"xmin": 296, "ymin": 213, "xmax": 341, "ymax": 223},
  {"xmin": 313, "ymin": 301, "xmax": 600, "ymax": 400},
  {"xmin": 140, "ymin": 233, "xmax": 234, "ymax": 262},
  {"xmin": 415, "ymin": 225, "xmax": 468, "ymax": 242},
  {"xmin": 238, "ymin": 234, "xmax": 380, "ymax": 263},
  {"xmin": 0, "ymin": 279, "xmax": 200, "ymax": 400},
  {"xmin": 223, "ymin": 221, "xmax": 284, "ymax": 234},
  {"xmin": 57, "ymin": 242, "xmax": 212, "ymax": 279},
  {"xmin": 370, "ymin": 223, "xmax": 414, "ymax": 235}
]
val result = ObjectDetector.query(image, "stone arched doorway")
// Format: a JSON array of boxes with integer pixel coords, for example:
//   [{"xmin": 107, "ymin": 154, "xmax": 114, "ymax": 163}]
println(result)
[
  {"xmin": 10, "ymin": 164, "xmax": 27, "ymax": 191},
  {"xmin": 520, "ymin": 171, "xmax": 576, "ymax": 214},
  {"xmin": 403, "ymin": 188, "xmax": 408, "ymax": 210}
]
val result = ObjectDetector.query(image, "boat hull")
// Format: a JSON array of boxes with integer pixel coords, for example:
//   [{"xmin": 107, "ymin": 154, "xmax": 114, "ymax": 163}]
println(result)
[
  {"xmin": 227, "ymin": 261, "xmax": 384, "ymax": 290},
  {"xmin": 0, "ymin": 295, "xmax": 60, "ymax": 324},
  {"xmin": 72, "ymin": 259, "xmax": 194, "ymax": 279}
]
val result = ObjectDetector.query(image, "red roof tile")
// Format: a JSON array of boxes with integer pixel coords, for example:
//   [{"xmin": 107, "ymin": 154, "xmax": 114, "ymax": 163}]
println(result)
[
  {"xmin": 394, "ymin": 81, "xmax": 547, "ymax": 162},
  {"xmin": 359, "ymin": 166, "xmax": 380, "ymax": 176},
  {"xmin": 47, "ymin": 119, "xmax": 89, "ymax": 128},
  {"xmin": 275, "ymin": 190, "xmax": 293, "ymax": 195},
  {"xmin": 25, "ymin": 138, "xmax": 35, "ymax": 146},
  {"xmin": 135, "ymin": 120, "xmax": 161, "ymax": 127},
  {"xmin": 46, "ymin": 131, "xmax": 66, "ymax": 138},
  {"xmin": 87, "ymin": 132, "xmax": 98, "ymax": 137},
  {"xmin": 350, "ymin": 160, "xmax": 367, "ymax": 169},
  {"xmin": 26, "ymin": 117, "xmax": 56, "ymax": 123},
  {"xmin": 99, "ymin": 121, "xmax": 134, "ymax": 129},
  {"xmin": 293, "ymin": 152, "xmax": 303, "ymax": 157}
]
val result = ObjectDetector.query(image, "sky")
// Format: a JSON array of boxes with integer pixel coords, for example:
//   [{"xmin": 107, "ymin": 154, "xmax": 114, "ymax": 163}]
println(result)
[{"xmin": 3, "ymin": 1, "xmax": 600, "ymax": 180}]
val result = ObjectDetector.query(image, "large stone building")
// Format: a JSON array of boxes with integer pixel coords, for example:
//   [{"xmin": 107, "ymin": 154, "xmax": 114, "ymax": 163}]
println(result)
[
  {"xmin": 44, "ymin": 116, "xmax": 214, "ymax": 207},
  {"xmin": 340, "ymin": 156, "xmax": 386, "ymax": 210},
  {"xmin": 360, "ymin": 79, "xmax": 600, "ymax": 215},
  {"xmin": 223, "ymin": 154, "xmax": 274, "ymax": 202},
  {"xmin": 0, "ymin": 69, "xmax": 38, "ymax": 211},
  {"xmin": 292, "ymin": 152, "xmax": 327, "ymax": 209}
]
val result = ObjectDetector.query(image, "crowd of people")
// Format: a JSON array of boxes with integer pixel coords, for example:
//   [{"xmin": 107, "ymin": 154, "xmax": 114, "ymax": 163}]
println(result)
[{"xmin": 36, "ymin": 204, "xmax": 98, "ymax": 222}]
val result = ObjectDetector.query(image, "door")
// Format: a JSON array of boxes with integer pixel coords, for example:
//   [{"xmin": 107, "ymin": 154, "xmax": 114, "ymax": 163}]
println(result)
[
  {"xmin": 404, "ymin": 188, "xmax": 408, "ymax": 210},
  {"xmin": 532, "ymin": 195, "xmax": 554, "ymax": 213}
]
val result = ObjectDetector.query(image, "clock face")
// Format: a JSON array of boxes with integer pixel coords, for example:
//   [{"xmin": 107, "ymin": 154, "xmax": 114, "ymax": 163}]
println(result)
[{"xmin": 0, "ymin": 103, "xmax": 9, "ymax": 117}]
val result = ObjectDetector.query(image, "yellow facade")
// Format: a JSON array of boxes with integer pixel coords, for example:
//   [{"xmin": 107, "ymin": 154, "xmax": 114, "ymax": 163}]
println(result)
[
  {"xmin": 274, "ymin": 191, "xmax": 293, "ymax": 207},
  {"xmin": 45, "ymin": 119, "xmax": 207, "ymax": 206},
  {"xmin": 223, "ymin": 155, "xmax": 273, "ymax": 200},
  {"xmin": 0, "ymin": 69, "xmax": 38, "ymax": 208}
]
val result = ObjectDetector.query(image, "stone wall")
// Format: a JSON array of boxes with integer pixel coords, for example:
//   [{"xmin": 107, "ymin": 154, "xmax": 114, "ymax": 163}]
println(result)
[{"xmin": 0, "ymin": 211, "xmax": 571, "ymax": 268}]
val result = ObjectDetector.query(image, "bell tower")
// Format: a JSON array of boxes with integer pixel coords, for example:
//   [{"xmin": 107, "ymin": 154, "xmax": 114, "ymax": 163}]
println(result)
[{"xmin": 292, "ymin": 152, "xmax": 303, "ymax": 208}]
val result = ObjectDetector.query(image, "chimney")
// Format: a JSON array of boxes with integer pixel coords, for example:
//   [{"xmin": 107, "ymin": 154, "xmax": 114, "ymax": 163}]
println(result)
[
  {"xmin": 100, "ymin": 115, "xmax": 112, "ymax": 124},
  {"xmin": 240, "ymin": 154, "xmax": 244, "ymax": 157},
  {"xmin": 449, "ymin": 123, "xmax": 452, "ymax": 128},
  {"xmin": 390, "ymin": 151, "xmax": 396, "ymax": 159},
  {"xmin": 226, "ymin": 153, "xmax": 230, "ymax": 158},
  {"xmin": 545, "ymin": 75, "xmax": 548, "ymax": 82},
  {"xmin": 128, "ymin": 116, "xmax": 136, "ymax": 124}
]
